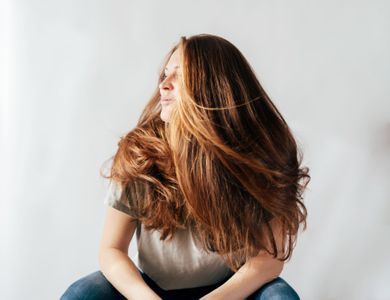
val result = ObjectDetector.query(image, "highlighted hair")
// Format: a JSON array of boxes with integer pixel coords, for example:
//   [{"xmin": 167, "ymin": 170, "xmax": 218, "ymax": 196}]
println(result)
[{"xmin": 101, "ymin": 34, "xmax": 310, "ymax": 271}]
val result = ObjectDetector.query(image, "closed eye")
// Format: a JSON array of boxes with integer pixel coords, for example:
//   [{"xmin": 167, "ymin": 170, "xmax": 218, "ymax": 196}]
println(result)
[{"xmin": 160, "ymin": 73, "xmax": 178, "ymax": 81}]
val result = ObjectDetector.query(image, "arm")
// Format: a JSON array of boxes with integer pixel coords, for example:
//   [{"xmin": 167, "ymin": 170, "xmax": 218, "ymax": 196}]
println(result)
[
  {"xmin": 99, "ymin": 207, "xmax": 162, "ymax": 300},
  {"xmin": 200, "ymin": 219, "xmax": 285, "ymax": 300},
  {"xmin": 199, "ymin": 250, "xmax": 284, "ymax": 300}
]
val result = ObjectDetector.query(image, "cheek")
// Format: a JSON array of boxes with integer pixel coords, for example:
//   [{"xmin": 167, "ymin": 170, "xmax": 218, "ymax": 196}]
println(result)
[{"xmin": 173, "ymin": 84, "xmax": 180, "ymax": 96}]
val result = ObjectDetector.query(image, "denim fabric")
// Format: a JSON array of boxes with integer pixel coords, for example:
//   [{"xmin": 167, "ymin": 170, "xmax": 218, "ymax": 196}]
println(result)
[{"xmin": 60, "ymin": 269, "xmax": 299, "ymax": 300}]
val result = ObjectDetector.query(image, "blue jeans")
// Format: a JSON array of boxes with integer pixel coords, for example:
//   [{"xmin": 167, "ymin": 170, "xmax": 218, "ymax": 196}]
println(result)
[{"xmin": 61, "ymin": 269, "xmax": 300, "ymax": 300}]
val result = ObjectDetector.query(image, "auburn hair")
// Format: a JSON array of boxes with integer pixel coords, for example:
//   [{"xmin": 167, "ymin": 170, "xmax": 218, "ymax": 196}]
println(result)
[{"xmin": 101, "ymin": 33, "xmax": 310, "ymax": 272}]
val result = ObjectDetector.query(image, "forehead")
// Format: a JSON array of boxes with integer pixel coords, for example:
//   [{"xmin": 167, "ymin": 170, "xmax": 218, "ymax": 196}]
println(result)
[{"xmin": 165, "ymin": 48, "xmax": 181, "ymax": 70}]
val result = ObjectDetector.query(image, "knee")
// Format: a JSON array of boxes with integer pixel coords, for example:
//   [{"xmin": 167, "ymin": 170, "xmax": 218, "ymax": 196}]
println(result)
[
  {"xmin": 247, "ymin": 277, "xmax": 300, "ymax": 300},
  {"xmin": 60, "ymin": 270, "xmax": 124, "ymax": 300}
]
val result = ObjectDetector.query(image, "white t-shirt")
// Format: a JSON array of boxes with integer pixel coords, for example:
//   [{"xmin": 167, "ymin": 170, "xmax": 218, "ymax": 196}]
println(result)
[{"xmin": 103, "ymin": 180, "xmax": 234, "ymax": 290}]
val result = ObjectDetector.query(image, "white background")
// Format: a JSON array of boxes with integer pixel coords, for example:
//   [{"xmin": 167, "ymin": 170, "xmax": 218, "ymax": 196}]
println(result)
[{"xmin": 1, "ymin": 0, "xmax": 389, "ymax": 299}]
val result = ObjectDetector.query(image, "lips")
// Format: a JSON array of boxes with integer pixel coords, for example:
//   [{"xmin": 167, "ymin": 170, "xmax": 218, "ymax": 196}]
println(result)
[{"xmin": 160, "ymin": 98, "xmax": 173, "ymax": 104}]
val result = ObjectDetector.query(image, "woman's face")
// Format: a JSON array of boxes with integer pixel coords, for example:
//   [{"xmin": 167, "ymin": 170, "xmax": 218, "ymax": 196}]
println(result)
[{"xmin": 159, "ymin": 48, "xmax": 181, "ymax": 122}]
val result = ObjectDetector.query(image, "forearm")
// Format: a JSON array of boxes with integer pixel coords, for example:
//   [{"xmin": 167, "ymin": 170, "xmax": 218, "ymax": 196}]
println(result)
[
  {"xmin": 99, "ymin": 248, "xmax": 162, "ymax": 300},
  {"xmin": 200, "ymin": 252, "xmax": 284, "ymax": 300}
]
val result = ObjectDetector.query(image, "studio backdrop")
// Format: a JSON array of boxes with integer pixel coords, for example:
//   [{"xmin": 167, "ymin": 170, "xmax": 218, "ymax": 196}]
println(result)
[{"xmin": 1, "ymin": 0, "xmax": 389, "ymax": 299}]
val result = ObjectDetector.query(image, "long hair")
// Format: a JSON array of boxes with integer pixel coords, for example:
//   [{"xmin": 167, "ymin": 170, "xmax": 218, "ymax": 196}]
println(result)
[{"xmin": 101, "ymin": 33, "xmax": 310, "ymax": 272}]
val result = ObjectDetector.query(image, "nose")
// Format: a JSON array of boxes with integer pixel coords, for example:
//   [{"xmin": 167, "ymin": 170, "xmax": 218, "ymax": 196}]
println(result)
[{"xmin": 159, "ymin": 75, "xmax": 173, "ymax": 91}]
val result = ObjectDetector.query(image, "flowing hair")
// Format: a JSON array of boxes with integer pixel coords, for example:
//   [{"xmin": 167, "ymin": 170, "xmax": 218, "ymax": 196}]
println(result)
[{"xmin": 101, "ymin": 33, "xmax": 310, "ymax": 272}]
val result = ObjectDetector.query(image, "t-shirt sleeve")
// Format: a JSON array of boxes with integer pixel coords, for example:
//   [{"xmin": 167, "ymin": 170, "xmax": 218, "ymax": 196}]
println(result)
[{"xmin": 103, "ymin": 180, "xmax": 136, "ymax": 218}]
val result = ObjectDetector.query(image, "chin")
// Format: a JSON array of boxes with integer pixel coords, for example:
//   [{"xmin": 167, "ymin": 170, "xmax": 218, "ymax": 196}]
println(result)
[{"xmin": 160, "ymin": 111, "xmax": 169, "ymax": 123}]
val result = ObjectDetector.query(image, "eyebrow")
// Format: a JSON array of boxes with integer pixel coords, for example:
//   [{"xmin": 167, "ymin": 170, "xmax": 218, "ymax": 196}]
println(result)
[{"xmin": 164, "ymin": 66, "xmax": 180, "ymax": 71}]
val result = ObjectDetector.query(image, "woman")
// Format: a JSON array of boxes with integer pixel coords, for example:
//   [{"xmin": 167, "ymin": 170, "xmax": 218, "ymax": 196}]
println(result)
[{"xmin": 61, "ymin": 33, "xmax": 310, "ymax": 300}]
